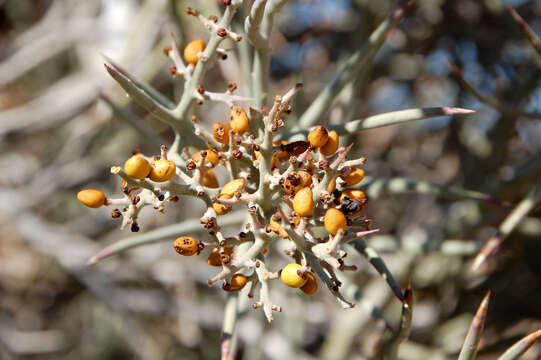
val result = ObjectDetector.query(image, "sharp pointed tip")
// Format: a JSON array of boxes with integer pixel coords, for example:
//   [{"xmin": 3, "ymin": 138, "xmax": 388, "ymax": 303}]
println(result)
[{"xmin": 87, "ymin": 256, "xmax": 99, "ymax": 266}]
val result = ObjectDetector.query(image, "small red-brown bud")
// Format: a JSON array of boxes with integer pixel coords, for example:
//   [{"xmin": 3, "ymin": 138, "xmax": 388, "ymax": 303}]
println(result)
[
  {"xmin": 163, "ymin": 46, "xmax": 172, "ymax": 56},
  {"xmin": 209, "ymin": 15, "xmax": 218, "ymax": 23},
  {"xmin": 197, "ymin": 84, "xmax": 205, "ymax": 94},
  {"xmin": 169, "ymin": 66, "xmax": 177, "ymax": 75},
  {"xmin": 217, "ymin": 28, "xmax": 227, "ymax": 37},
  {"xmin": 186, "ymin": 7, "xmax": 198, "ymax": 16},
  {"xmin": 111, "ymin": 209, "xmax": 121, "ymax": 218}
]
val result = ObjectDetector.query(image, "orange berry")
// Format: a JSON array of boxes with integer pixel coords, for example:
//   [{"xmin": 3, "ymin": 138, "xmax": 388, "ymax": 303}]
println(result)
[
  {"xmin": 184, "ymin": 39, "xmax": 206, "ymax": 65},
  {"xmin": 307, "ymin": 126, "xmax": 329, "ymax": 148},
  {"xmin": 328, "ymin": 169, "xmax": 365, "ymax": 193},
  {"xmin": 319, "ymin": 130, "xmax": 339, "ymax": 156},
  {"xmin": 192, "ymin": 148, "xmax": 220, "ymax": 168},
  {"xmin": 207, "ymin": 247, "xmax": 233, "ymax": 266},
  {"xmin": 223, "ymin": 274, "xmax": 249, "ymax": 292},
  {"xmin": 220, "ymin": 178, "xmax": 246, "ymax": 197},
  {"xmin": 340, "ymin": 188, "xmax": 366, "ymax": 201},
  {"xmin": 173, "ymin": 236, "xmax": 199, "ymax": 256},
  {"xmin": 213, "ymin": 195, "xmax": 232, "ymax": 215},
  {"xmin": 229, "ymin": 105, "xmax": 250, "ymax": 134},
  {"xmin": 203, "ymin": 170, "xmax": 219, "ymax": 188},
  {"xmin": 324, "ymin": 208, "xmax": 347, "ymax": 235},
  {"xmin": 300, "ymin": 272, "xmax": 318, "ymax": 295},
  {"xmin": 77, "ymin": 189, "xmax": 106, "ymax": 208},
  {"xmin": 269, "ymin": 219, "xmax": 289, "ymax": 239},
  {"xmin": 212, "ymin": 122, "xmax": 230, "ymax": 144}
]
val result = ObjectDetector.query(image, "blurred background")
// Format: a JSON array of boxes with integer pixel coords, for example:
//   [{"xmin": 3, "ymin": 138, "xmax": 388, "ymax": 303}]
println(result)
[{"xmin": 1, "ymin": 0, "xmax": 541, "ymax": 359}]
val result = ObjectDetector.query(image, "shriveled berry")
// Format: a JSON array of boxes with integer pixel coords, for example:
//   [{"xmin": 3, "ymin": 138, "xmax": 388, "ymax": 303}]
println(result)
[
  {"xmin": 280, "ymin": 263, "xmax": 307, "ymax": 288},
  {"xmin": 77, "ymin": 189, "xmax": 106, "ymax": 208},
  {"xmin": 223, "ymin": 274, "xmax": 249, "ymax": 292},
  {"xmin": 203, "ymin": 170, "xmax": 219, "ymax": 188},
  {"xmin": 207, "ymin": 247, "xmax": 233, "ymax": 266},
  {"xmin": 124, "ymin": 155, "xmax": 151, "ymax": 179},
  {"xmin": 173, "ymin": 236, "xmax": 198, "ymax": 256},
  {"xmin": 192, "ymin": 148, "xmax": 220, "ymax": 168},
  {"xmin": 293, "ymin": 187, "xmax": 315, "ymax": 217},
  {"xmin": 184, "ymin": 39, "xmax": 206, "ymax": 65},
  {"xmin": 149, "ymin": 159, "xmax": 176, "ymax": 182},
  {"xmin": 300, "ymin": 272, "xmax": 318, "ymax": 295},
  {"xmin": 229, "ymin": 105, "xmax": 250, "ymax": 134},
  {"xmin": 282, "ymin": 171, "xmax": 312, "ymax": 195},
  {"xmin": 319, "ymin": 130, "xmax": 339, "ymax": 156},
  {"xmin": 324, "ymin": 208, "xmax": 347, "ymax": 235},
  {"xmin": 307, "ymin": 125, "xmax": 329, "ymax": 148},
  {"xmin": 212, "ymin": 122, "xmax": 230, "ymax": 144}
]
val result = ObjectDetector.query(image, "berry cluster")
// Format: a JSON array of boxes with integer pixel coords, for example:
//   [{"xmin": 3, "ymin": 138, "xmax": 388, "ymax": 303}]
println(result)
[{"xmin": 79, "ymin": 2, "xmax": 379, "ymax": 322}]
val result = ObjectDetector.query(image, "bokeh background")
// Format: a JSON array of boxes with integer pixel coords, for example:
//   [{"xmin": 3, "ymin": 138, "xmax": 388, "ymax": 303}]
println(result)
[{"xmin": 1, "ymin": 0, "xmax": 541, "ymax": 359}]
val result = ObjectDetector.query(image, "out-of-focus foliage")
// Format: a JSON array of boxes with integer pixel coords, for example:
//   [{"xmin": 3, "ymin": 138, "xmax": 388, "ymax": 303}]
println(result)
[{"xmin": 1, "ymin": 0, "xmax": 541, "ymax": 359}]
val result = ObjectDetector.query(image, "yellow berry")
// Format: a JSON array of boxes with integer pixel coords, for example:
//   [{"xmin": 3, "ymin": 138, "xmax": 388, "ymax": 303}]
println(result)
[
  {"xmin": 269, "ymin": 219, "xmax": 289, "ymax": 239},
  {"xmin": 220, "ymin": 178, "xmax": 246, "ymax": 197},
  {"xmin": 293, "ymin": 187, "xmax": 315, "ymax": 217},
  {"xmin": 223, "ymin": 274, "xmax": 249, "ymax": 292},
  {"xmin": 340, "ymin": 188, "xmax": 366, "ymax": 201},
  {"xmin": 213, "ymin": 195, "xmax": 232, "ymax": 215},
  {"xmin": 173, "ymin": 236, "xmax": 199, "ymax": 256},
  {"xmin": 77, "ymin": 189, "xmax": 106, "ymax": 208},
  {"xmin": 124, "ymin": 155, "xmax": 151, "ymax": 179},
  {"xmin": 324, "ymin": 208, "xmax": 347, "ymax": 235},
  {"xmin": 183, "ymin": 39, "xmax": 205, "ymax": 65},
  {"xmin": 280, "ymin": 263, "xmax": 307, "ymax": 288},
  {"xmin": 229, "ymin": 105, "xmax": 250, "ymax": 134},
  {"xmin": 149, "ymin": 159, "xmax": 176, "ymax": 182},
  {"xmin": 207, "ymin": 247, "xmax": 233, "ymax": 266},
  {"xmin": 203, "ymin": 170, "xmax": 219, "ymax": 188},
  {"xmin": 212, "ymin": 122, "xmax": 230, "ymax": 145},
  {"xmin": 319, "ymin": 130, "xmax": 339, "ymax": 156},
  {"xmin": 300, "ymin": 272, "xmax": 318, "ymax": 295},
  {"xmin": 307, "ymin": 125, "xmax": 329, "ymax": 148},
  {"xmin": 192, "ymin": 148, "xmax": 220, "ymax": 168}
]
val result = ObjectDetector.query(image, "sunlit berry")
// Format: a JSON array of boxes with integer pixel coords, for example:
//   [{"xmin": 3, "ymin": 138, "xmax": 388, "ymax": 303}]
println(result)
[
  {"xmin": 203, "ymin": 170, "xmax": 219, "ymax": 188},
  {"xmin": 149, "ymin": 159, "xmax": 176, "ymax": 182},
  {"xmin": 173, "ymin": 236, "xmax": 199, "ymax": 256},
  {"xmin": 220, "ymin": 178, "xmax": 246, "ymax": 197},
  {"xmin": 223, "ymin": 274, "xmax": 249, "ymax": 292},
  {"xmin": 229, "ymin": 105, "xmax": 250, "ymax": 134},
  {"xmin": 124, "ymin": 155, "xmax": 151, "ymax": 179},
  {"xmin": 280, "ymin": 263, "xmax": 307, "ymax": 288},
  {"xmin": 192, "ymin": 148, "xmax": 220, "ymax": 168},
  {"xmin": 340, "ymin": 188, "xmax": 366, "ymax": 201},
  {"xmin": 300, "ymin": 272, "xmax": 318, "ymax": 295},
  {"xmin": 212, "ymin": 122, "xmax": 230, "ymax": 145},
  {"xmin": 184, "ymin": 39, "xmax": 206, "ymax": 65},
  {"xmin": 319, "ymin": 130, "xmax": 339, "ymax": 156},
  {"xmin": 293, "ymin": 187, "xmax": 315, "ymax": 217},
  {"xmin": 307, "ymin": 125, "xmax": 329, "ymax": 148},
  {"xmin": 77, "ymin": 189, "xmax": 106, "ymax": 208},
  {"xmin": 207, "ymin": 247, "xmax": 234, "ymax": 266},
  {"xmin": 324, "ymin": 208, "xmax": 347, "ymax": 235}
]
